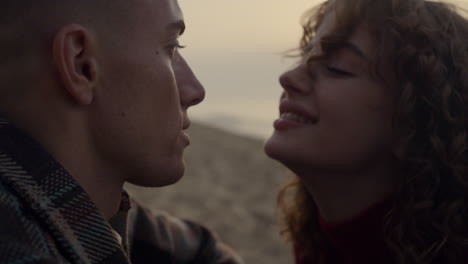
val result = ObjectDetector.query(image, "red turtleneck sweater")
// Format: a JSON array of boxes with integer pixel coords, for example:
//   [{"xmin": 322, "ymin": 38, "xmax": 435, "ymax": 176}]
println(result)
[{"xmin": 294, "ymin": 199, "xmax": 392, "ymax": 264}]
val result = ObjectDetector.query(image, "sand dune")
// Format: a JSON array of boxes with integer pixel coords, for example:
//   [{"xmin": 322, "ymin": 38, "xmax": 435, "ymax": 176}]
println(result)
[{"xmin": 125, "ymin": 122, "xmax": 293, "ymax": 264}]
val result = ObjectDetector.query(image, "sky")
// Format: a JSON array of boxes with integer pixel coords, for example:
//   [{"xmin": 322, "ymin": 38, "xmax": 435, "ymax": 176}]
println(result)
[{"xmin": 178, "ymin": 0, "xmax": 468, "ymax": 139}]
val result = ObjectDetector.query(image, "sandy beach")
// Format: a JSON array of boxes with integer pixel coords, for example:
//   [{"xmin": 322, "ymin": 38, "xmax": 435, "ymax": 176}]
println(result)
[{"xmin": 125, "ymin": 122, "xmax": 293, "ymax": 263}]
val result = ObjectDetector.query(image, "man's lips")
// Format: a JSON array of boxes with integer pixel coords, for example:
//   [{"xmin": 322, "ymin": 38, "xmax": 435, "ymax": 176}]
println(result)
[
  {"xmin": 181, "ymin": 116, "xmax": 191, "ymax": 145},
  {"xmin": 182, "ymin": 114, "xmax": 191, "ymax": 130},
  {"xmin": 181, "ymin": 130, "xmax": 190, "ymax": 146}
]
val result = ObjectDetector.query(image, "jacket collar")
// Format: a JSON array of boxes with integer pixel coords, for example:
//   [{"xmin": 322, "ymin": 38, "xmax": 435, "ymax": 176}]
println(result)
[{"xmin": 0, "ymin": 118, "xmax": 130, "ymax": 264}]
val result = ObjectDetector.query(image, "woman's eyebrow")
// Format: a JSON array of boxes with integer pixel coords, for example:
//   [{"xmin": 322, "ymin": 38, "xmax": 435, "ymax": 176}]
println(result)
[
  {"xmin": 305, "ymin": 40, "xmax": 368, "ymax": 61},
  {"xmin": 341, "ymin": 42, "xmax": 368, "ymax": 61}
]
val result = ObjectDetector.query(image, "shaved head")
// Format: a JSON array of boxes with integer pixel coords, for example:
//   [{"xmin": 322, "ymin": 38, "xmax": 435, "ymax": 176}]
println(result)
[
  {"xmin": 1, "ymin": 0, "xmax": 129, "ymax": 59},
  {"xmin": 1, "ymin": 0, "xmax": 129, "ymax": 25},
  {"xmin": 0, "ymin": 0, "xmax": 133, "ymax": 110}
]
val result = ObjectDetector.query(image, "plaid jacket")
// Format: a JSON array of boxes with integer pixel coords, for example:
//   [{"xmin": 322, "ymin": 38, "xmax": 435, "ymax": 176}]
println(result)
[{"xmin": 0, "ymin": 119, "xmax": 243, "ymax": 264}]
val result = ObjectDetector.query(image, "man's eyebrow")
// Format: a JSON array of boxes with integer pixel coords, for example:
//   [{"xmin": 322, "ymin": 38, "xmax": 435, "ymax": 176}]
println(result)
[{"xmin": 167, "ymin": 20, "xmax": 186, "ymax": 35}]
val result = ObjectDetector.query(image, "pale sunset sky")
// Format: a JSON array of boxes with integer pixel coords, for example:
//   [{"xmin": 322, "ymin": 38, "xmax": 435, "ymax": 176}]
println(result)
[{"xmin": 178, "ymin": 0, "xmax": 468, "ymax": 139}]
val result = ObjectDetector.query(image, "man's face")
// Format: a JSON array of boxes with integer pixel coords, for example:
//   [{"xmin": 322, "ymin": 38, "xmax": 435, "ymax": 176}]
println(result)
[{"xmin": 90, "ymin": 0, "xmax": 204, "ymax": 186}]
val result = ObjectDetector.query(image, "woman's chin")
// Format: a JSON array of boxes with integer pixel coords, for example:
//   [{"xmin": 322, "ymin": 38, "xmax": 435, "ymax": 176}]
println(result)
[
  {"xmin": 264, "ymin": 135, "xmax": 296, "ymax": 164},
  {"xmin": 264, "ymin": 135, "xmax": 321, "ymax": 174},
  {"xmin": 264, "ymin": 136, "xmax": 281, "ymax": 159}
]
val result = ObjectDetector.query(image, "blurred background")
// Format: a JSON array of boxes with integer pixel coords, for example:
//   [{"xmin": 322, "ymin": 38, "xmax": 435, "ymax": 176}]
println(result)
[
  {"xmin": 177, "ymin": 0, "xmax": 468, "ymax": 140},
  {"xmin": 127, "ymin": 1, "xmax": 468, "ymax": 264},
  {"xmin": 178, "ymin": 0, "xmax": 322, "ymax": 139}
]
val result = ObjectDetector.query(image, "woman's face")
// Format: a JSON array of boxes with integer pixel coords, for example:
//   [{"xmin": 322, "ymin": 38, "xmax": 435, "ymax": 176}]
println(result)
[{"xmin": 264, "ymin": 12, "xmax": 397, "ymax": 174}]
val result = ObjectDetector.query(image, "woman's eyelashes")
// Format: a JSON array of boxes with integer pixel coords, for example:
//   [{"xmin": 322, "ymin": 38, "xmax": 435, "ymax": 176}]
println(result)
[
  {"xmin": 325, "ymin": 65, "xmax": 354, "ymax": 77},
  {"xmin": 307, "ymin": 60, "xmax": 355, "ymax": 78}
]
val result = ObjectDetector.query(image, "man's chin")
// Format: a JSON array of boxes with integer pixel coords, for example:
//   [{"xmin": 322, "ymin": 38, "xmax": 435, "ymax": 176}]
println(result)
[{"xmin": 126, "ymin": 164, "xmax": 185, "ymax": 187}]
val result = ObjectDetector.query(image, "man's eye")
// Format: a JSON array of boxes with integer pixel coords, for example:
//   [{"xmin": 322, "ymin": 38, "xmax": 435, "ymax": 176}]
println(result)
[{"xmin": 168, "ymin": 43, "xmax": 186, "ymax": 58}]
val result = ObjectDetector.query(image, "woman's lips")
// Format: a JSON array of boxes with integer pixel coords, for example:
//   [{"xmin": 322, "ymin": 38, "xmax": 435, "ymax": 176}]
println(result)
[
  {"xmin": 280, "ymin": 112, "xmax": 315, "ymax": 124},
  {"xmin": 275, "ymin": 100, "xmax": 318, "ymax": 130},
  {"xmin": 273, "ymin": 114, "xmax": 315, "ymax": 130}
]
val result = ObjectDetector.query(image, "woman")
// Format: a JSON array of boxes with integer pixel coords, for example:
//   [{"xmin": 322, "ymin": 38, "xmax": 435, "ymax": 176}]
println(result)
[{"xmin": 264, "ymin": 0, "xmax": 468, "ymax": 263}]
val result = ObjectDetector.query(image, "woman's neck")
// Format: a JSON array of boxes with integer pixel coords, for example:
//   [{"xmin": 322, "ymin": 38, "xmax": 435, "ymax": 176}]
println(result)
[{"xmin": 294, "ymin": 160, "xmax": 397, "ymax": 223}]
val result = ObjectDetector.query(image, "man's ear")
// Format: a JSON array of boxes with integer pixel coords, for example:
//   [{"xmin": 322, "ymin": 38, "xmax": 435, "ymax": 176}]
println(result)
[{"xmin": 52, "ymin": 24, "xmax": 98, "ymax": 105}]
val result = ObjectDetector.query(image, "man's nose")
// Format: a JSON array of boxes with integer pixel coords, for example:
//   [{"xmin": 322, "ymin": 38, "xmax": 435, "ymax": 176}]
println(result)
[{"xmin": 173, "ymin": 54, "xmax": 205, "ymax": 109}]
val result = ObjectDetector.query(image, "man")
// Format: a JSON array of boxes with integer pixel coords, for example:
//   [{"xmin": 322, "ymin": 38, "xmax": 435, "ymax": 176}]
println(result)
[{"xmin": 0, "ymin": 0, "xmax": 242, "ymax": 263}]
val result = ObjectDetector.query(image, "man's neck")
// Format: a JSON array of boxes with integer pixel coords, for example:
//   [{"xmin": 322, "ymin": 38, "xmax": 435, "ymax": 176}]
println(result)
[{"xmin": 8, "ymin": 110, "xmax": 125, "ymax": 220}]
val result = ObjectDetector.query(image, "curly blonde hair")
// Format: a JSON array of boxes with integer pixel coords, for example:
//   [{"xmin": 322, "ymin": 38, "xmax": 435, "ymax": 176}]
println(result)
[{"xmin": 278, "ymin": 1, "xmax": 468, "ymax": 263}]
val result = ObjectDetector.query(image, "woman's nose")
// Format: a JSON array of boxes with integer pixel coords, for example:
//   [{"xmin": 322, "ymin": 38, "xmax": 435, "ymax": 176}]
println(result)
[{"xmin": 279, "ymin": 64, "xmax": 312, "ymax": 96}]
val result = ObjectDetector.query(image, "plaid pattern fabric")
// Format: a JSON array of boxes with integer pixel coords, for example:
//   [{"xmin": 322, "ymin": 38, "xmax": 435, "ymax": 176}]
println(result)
[{"xmin": 0, "ymin": 119, "xmax": 243, "ymax": 264}]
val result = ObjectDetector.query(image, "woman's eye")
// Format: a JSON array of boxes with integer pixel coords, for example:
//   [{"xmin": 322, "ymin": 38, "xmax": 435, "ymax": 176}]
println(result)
[{"xmin": 326, "ymin": 66, "xmax": 354, "ymax": 77}]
